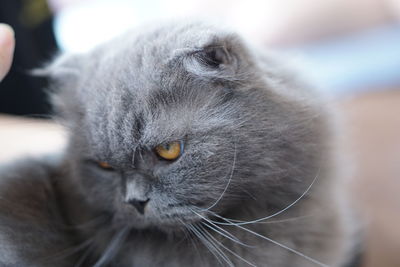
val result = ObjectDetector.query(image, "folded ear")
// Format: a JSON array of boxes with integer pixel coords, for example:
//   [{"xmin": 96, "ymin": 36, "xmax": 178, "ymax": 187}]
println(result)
[
  {"xmin": 182, "ymin": 33, "xmax": 254, "ymax": 82},
  {"xmin": 192, "ymin": 44, "xmax": 232, "ymax": 69}
]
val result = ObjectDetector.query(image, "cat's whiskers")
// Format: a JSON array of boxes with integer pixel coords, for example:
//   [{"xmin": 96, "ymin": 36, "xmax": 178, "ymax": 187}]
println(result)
[
  {"xmin": 207, "ymin": 212, "xmax": 312, "ymax": 225},
  {"xmin": 198, "ymin": 224, "xmax": 257, "ymax": 267},
  {"xmin": 234, "ymin": 222, "xmax": 329, "ymax": 267},
  {"xmin": 204, "ymin": 212, "xmax": 329, "ymax": 267},
  {"xmin": 187, "ymin": 209, "xmax": 259, "ymax": 266},
  {"xmin": 93, "ymin": 226, "xmax": 130, "ymax": 267},
  {"xmin": 39, "ymin": 236, "xmax": 95, "ymax": 264},
  {"xmin": 75, "ymin": 239, "xmax": 97, "ymax": 267},
  {"xmin": 177, "ymin": 218, "xmax": 204, "ymax": 264},
  {"xmin": 255, "ymin": 214, "xmax": 312, "ymax": 224},
  {"xmin": 201, "ymin": 221, "xmax": 254, "ymax": 248},
  {"xmin": 201, "ymin": 142, "xmax": 237, "ymax": 212},
  {"xmin": 37, "ymin": 215, "xmax": 109, "ymax": 264},
  {"xmin": 202, "ymin": 166, "xmax": 321, "ymax": 226},
  {"xmin": 188, "ymin": 165, "xmax": 328, "ymax": 267},
  {"xmin": 187, "ymin": 223, "xmax": 228, "ymax": 266},
  {"xmin": 191, "ymin": 223, "xmax": 234, "ymax": 267},
  {"xmin": 190, "ymin": 207, "xmax": 251, "ymax": 248}
]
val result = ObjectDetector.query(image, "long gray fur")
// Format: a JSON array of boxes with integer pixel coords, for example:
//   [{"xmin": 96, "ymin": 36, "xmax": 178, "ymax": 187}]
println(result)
[{"xmin": 0, "ymin": 21, "xmax": 355, "ymax": 266}]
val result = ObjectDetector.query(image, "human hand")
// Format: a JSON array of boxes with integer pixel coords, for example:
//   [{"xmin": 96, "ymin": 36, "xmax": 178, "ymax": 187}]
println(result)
[{"xmin": 0, "ymin": 24, "xmax": 15, "ymax": 81}]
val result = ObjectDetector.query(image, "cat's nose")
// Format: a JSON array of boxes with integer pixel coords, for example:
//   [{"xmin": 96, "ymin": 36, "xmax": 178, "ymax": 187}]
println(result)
[{"xmin": 127, "ymin": 198, "xmax": 150, "ymax": 215}]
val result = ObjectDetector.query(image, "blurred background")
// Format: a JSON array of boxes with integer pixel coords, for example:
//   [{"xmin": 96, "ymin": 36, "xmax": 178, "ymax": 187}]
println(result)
[{"xmin": 0, "ymin": 0, "xmax": 399, "ymax": 266}]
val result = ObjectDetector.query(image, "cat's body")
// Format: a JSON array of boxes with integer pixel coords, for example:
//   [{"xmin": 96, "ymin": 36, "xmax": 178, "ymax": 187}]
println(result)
[{"xmin": 0, "ymin": 21, "xmax": 355, "ymax": 266}]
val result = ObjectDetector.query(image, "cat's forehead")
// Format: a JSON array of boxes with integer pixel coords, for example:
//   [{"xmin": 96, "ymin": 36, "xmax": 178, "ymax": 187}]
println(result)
[
  {"xmin": 81, "ymin": 23, "xmax": 221, "ymax": 96},
  {"xmin": 84, "ymin": 77, "xmax": 236, "ymax": 152},
  {"xmin": 83, "ymin": 24, "xmax": 238, "ymax": 125},
  {"xmin": 83, "ymin": 70, "xmax": 237, "ymax": 155},
  {"xmin": 57, "ymin": 21, "xmax": 257, "ymax": 157},
  {"xmin": 82, "ymin": 87, "xmax": 237, "ymax": 162}
]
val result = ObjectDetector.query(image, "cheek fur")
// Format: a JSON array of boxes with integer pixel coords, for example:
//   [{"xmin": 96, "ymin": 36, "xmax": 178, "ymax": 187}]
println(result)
[{"xmin": 75, "ymin": 163, "xmax": 121, "ymax": 209}]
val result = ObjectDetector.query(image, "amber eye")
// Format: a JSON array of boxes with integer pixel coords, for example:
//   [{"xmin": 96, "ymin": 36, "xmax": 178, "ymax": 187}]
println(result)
[
  {"xmin": 97, "ymin": 161, "xmax": 114, "ymax": 170},
  {"xmin": 155, "ymin": 141, "xmax": 183, "ymax": 161}
]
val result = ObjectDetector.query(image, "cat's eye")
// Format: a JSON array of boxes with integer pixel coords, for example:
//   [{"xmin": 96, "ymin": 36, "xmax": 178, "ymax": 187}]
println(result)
[
  {"xmin": 97, "ymin": 161, "xmax": 114, "ymax": 170},
  {"xmin": 155, "ymin": 141, "xmax": 183, "ymax": 161}
]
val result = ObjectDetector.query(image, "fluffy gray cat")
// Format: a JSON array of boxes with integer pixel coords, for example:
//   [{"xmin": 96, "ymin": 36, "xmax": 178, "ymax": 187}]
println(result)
[{"xmin": 0, "ymin": 21, "xmax": 357, "ymax": 266}]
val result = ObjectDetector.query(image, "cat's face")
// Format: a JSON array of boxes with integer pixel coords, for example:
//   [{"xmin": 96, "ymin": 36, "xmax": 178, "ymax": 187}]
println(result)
[{"xmin": 50, "ymin": 22, "xmax": 321, "ymax": 231}]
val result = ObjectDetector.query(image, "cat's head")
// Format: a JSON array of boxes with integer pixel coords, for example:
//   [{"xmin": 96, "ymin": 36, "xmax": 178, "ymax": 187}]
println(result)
[{"xmin": 47, "ymin": 21, "xmax": 323, "ymax": 231}]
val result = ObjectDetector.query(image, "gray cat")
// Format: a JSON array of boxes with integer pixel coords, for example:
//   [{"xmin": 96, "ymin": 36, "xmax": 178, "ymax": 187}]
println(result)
[{"xmin": 0, "ymin": 21, "xmax": 357, "ymax": 266}]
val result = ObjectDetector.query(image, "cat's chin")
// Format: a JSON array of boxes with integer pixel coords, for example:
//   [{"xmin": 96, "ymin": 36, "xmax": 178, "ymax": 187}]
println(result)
[
  {"xmin": 125, "ymin": 220, "xmax": 192, "ymax": 235},
  {"xmin": 142, "ymin": 217, "xmax": 201, "ymax": 232},
  {"xmin": 113, "ymin": 212, "xmax": 201, "ymax": 233}
]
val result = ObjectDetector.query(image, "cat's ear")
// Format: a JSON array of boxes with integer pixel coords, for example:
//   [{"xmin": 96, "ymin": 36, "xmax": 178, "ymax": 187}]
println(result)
[
  {"xmin": 191, "ymin": 44, "xmax": 232, "ymax": 69},
  {"xmin": 182, "ymin": 34, "xmax": 253, "ymax": 81}
]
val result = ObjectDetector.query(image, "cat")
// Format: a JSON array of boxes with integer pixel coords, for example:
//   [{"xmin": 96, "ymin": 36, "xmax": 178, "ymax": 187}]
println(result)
[{"xmin": 0, "ymin": 21, "xmax": 357, "ymax": 266}]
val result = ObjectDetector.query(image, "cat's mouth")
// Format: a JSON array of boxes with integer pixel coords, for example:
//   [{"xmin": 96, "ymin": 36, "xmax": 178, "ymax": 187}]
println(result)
[
  {"xmin": 149, "ymin": 212, "xmax": 201, "ymax": 228},
  {"xmin": 123, "ymin": 215, "xmax": 201, "ymax": 233},
  {"xmin": 115, "ymin": 203, "xmax": 204, "ymax": 231}
]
